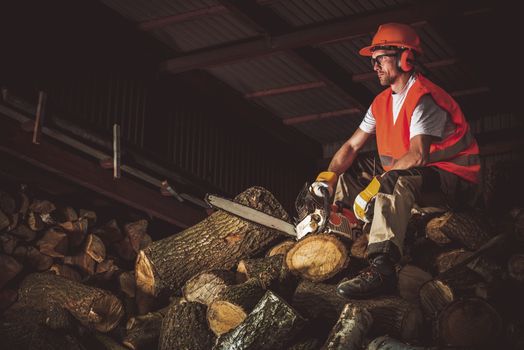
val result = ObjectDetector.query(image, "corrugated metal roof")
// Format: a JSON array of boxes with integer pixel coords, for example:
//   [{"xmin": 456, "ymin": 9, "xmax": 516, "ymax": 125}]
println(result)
[
  {"xmin": 293, "ymin": 113, "xmax": 363, "ymax": 144},
  {"xmin": 262, "ymin": 0, "xmax": 408, "ymax": 27}
]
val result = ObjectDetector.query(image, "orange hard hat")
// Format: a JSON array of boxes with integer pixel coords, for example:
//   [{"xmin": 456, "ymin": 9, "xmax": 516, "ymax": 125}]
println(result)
[{"xmin": 359, "ymin": 23, "xmax": 422, "ymax": 56}]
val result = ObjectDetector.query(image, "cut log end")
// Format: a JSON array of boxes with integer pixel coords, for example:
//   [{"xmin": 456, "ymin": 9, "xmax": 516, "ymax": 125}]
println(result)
[
  {"xmin": 135, "ymin": 250, "xmax": 156, "ymax": 296},
  {"xmin": 207, "ymin": 300, "xmax": 247, "ymax": 336},
  {"xmin": 90, "ymin": 294, "xmax": 125, "ymax": 333}
]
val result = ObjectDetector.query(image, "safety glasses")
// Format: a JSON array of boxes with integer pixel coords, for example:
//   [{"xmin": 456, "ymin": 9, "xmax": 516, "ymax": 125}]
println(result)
[{"xmin": 370, "ymin": 53, "xmax": 397, "ymax": 68}]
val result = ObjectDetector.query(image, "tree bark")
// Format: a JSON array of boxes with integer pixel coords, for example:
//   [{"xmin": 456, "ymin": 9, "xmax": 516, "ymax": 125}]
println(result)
[
  {"xmin": 159, "ymin": 301, "xmax": 215, "ymax": 350},
  {"xmin": 418, "ymin": 279, "xmax": 455, "ymax": 322},
  {"xmin": 321, "ymin": 305, "xmax": 373, "ymax": 350},
  {"xmin": 136, "ymin": 186, "xmax": 289, "ymax": 298},
  {"xmin": 266, "ymin": 240, "xmax": 296, "ymax": 257},
  {"xmin": 214, "ymin": 290, "xmax": 306, "ymax": 350},
  {"xmin": 182, "ymin": 269, "xmax": 236, "ymax": 306},
  {"xmin": 397, "ymin": 265, "xmax": 432, "ymax": 302},
  {"xmin": 292, "ymin": 280, "xmax": 423, "ymax": 342},
  {"xmin": 123, "ymin": 307, "xmax": 168, "ymax": 350},
  {"xmin": 17, "ymin": 272, "xmax": 124, "ymax": 332},
  {"xmin": 286, "ymin": 234, "xmax": 349, "ymax": 282},
  {"xmin": 237, "ymin": 254, "xmax": 294, "ymax": 297}
]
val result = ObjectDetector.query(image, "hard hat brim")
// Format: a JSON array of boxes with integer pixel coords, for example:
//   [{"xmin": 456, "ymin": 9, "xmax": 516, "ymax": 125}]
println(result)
[{"xmin": 359, "ymin": 43, "xmax": 423, "ymax": 57}]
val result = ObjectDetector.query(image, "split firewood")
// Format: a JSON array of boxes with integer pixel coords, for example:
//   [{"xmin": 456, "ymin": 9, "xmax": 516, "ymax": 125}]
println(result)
[
  {"xmin": 0, "ymin": 254, "xmax": 23, "ymax": 288},
  {"xmin": 123, "ymin": 307, "xmax": 169, "ymax": 350},
  {"xmin": 64, "ymin": 251, "xmax": 97, "ymax": 275},
  {"xmin": 397, "ymin": 265, "xmax": 433, "ymax": 302},
  {"xmin": 425, "ymin": 211, "xmax": 492, "ymax": 250},
  {"xmin": 321, "ymin": 305, "xmax": 373, "ymax": 350},
  {"xmin": 29, "ymin": 199, "xmax": 56, "ymax": 215},
  {"xmin": 26, "ymin": 246, "xmax": 54, "ymax": 271},
  {"xmin": 0, "ymin": 209, "xmax": 9, "ymax": 231},
  {"xmin": 93, "ymin": 219, "xmax": 124, "ymax": 245},
  {"xmin": 60, "ymin": 217, "xmax": 88, "ymax": 248},
  {"xmin": 56, "ymin": 206, "xmax": 78, "ymax": 223},
  {"xmin": 27, "ymin": 210, "xmax": 45, "ymax": 231},
  {"xmin": 159, "ymin": 300, "xmax": 215, "ymax": 350},
  {"xmin": 36, "ymin": 227, "xmax": 69, "ymax": 258},
  {"xmin": 214, "ymin": 290, "xmax": 306, "ymax": 350},
  {"xmin": 286, "ymin": 233, "xmax": 349, "ymax": 282},
  {"xmin": 507, "ymin": 254, "xmax": 524, "ymax": 282},
  {"xmin": 96, "ymin": 259, "xmax": 122, "ymax": 280},
  {"xmin": 425, "ymin": 215, "xmax": 452, "ymax": 246},
  {"xmin": 0, "ymin": 288, "xmax": 17, "ymax": 311},
  {"xmin": 11, "ymin": 224, "xmax": 37, "ymax": 241},
  {"xmin": 84, "ymin": 234, "xmax": 106, "ymax": 263},
  {"xmin": 0, "ymin": 233, "xmax": 18, "ymax": 254},
  {"xmin": 292, "ymin": 280, "xmax": 424, "ymax": 342},
  {"xmin": 418, "ymin": 279, "xmax": 455, "ymax": 321},
  {"xmin": 79, "ymin": 208, "xmax": 97, "ymax": 228},
  {"xmin": 17, "ymin": 272, "xmax": 124, "ymax": 332},
  {"xmin": 237, "ymin": 254, "xmax": 293, "ymax": 296},
  {"xmin": 366, "ymin": 335, "xmax": 436, "ymax": 349},
  {"xmin": 124, "ymin": 219, "xmax": 148, "ymax": 253},
  {"xmin": 436, "ymin": 298, "xmax": 502, "ymax": 348},
  {"xmin": 182, "ymin": 269, "xmax": 236, "ymax": 306},
  {"xmin": 136, "ymin": 187, "xmax": 288, "ymax": 298},
  {"xmin": 113, "ymin": 237, "xmax": 137, "ymax": 261},
  {"xmin": 266, "ymin": 240, "xmax": 295, "ymax": 257},
  {"xmin": 118, "ymin": 271, "xmax": 136, "ymax": 298},
  {"xmin": 49, "ymin": 263, "xmax": 82, "ymax": 282},
  {"xmin": 207, "ymin": 278, "xmax": 265, "ymax": 336}
]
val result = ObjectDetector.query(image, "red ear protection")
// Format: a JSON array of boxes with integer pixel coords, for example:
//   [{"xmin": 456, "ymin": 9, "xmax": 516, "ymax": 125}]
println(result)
[{"xmin": 398, "ymin": 49, "xmax": 414, "ymax": 72}]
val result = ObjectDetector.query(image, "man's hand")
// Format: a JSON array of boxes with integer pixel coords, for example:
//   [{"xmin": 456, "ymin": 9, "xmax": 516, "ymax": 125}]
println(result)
[
  {"xmin": 353, "ymin": 176, "xmax": 382, "ymax": 223},
  {"xmin": 310, "ymin": 171, "xmax": 338, "ymax": 198}
]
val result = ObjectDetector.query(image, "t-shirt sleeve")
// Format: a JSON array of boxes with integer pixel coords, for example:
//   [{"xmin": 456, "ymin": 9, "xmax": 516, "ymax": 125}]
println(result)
[
  {"xmin": 359, "ymin": 107, "xmax": 376, "ymax": 134},
  {"xmin": 410, "ymin": 94, "xmax": 448, "ymax": 139}
]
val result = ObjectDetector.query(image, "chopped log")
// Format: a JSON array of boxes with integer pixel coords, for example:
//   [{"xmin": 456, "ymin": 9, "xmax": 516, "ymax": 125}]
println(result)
[
  {"xmin": 124, "ymin": 219, "xmax": 148, "ymax": 253},
  {"xmin": 79, "ymin": 208, "xmax": 97, "ymax": 228},
  {"xmin": 85, "ymin": 234, "xmax": 106, "ymax": 262},
  {"xmin": 29, "ymin": 199, "xmax": 56, "ymax": 215},
  {"xmin": 350, "ymin": 233, "xmax": 369, "ymax": 259},
  {"xmin": 58, "ymin": 206, "xmax": 79, "ymax": 222},
  {"xmin": 0, "ymin": 233, "xmax": 18, "ymax": 254},
  {"xmin": 113, "ymin": 237, "xmax": 137, "ymax": 261},
  {"xmin": 214, "ymin": 290, "xmax": 306, "ymax": 350},
  {"xmin": 119, "ymin": 271, "xmax": 136, "ymax": 298},
  {"xmin": 508, "ymin": 254, "xmax": 524, "ymax": 282},
  {"xmin": 64, "ymin": 252, "xmax": 97, "ymax": 275},
  {"xmin": 0, "ymin": 209, "xmax": 9, "ymax": 231},
  {"xmin": 207, "ymin": 278, "xmax": 265, "ymax": 336},
  {"xmin": 434, "ymin": 248, "xmax": 472, "ymax": 274},
  {"xmin": 0, "ymin": 189, "xmax": 16, "ymax": 214},
  {"xmin": 18, "ymin": 272, "xmax": 124, "ymax": 332},
  {"xmin": 286, "ymin": 233, "xmax": 349, "ymax": 282},
  {"xmin": 425, "ymin": 215, "xmax": 452, "ymax": 246},
  {"xmin": 123, "ymin": 307, "xmax": 169, "ymax": 350},
  {"xmin": 266, "ymin": 240, "xmax": 295, "ymax": 257},
  {"xmin": 182, "ymin": 269, "xmax": 236, "ymax": 306},
  {"xmin": 136, "ymin": 187, "xmax": 289, "ymax": 298},
  {"xmin": 36, "ymin": 227, "xmax": 69, "ymax": 257},
  {"xmin": 96, "ymin": 259, "xmax": 121, "ymax": 279},
  {"xmin": 419, "ymin": 279, "xmax": 455, "ymax": 321},
  {"xmin": 93, "ymin": 219, "xmax": 123, "ymax": 245},
  {"xmin": 135, "ymin": 288, "xmax": 159, "ymax": 316},
  {"xmin": 0, "ymin": 253, "xmax": 23, "ymax": 288},
  {"xmin": 366, "ymin": 335, "xmax": 435, "ymax": 349},
  {"xmin": 159, "ymin": 301, "xmax": 215, "ymax": 350},
  {"xmin": 60, "ymin": 218, "xmax": 88, "ymax": 248},
  {"xmin": 321, "ymin": 304, "xmax": 373, "ymax": 350},
  {"xmin": 436, "ymin": 298, "xmax": 502, "ymax": 348},
  {"xmin": 292, "ymin": 280, "xmax": 424, "ymax": 342},
  {"xmin": 26, "ymin": 246, "xmax": 54, "ymax": 271},
  {"xmin": 425, "ymin": 211, "xmax": 492, "ymax": 250},
  {"xmin": 27, "ymin": 210, "xmax": 45, "ymax": 231},
  {"xmin": 0, "ymin": 288, "xmax": 17, "ymax": 311},
  {"xmin": 49, "ymin": 263, "xmax": 82, "ymax": 282},
  {"xmin": 139, "ymin": 233, "xmax": 152, "ymax": 250},
  {"xmin": 237, "ymin": 254, "xmax": 292, "ymax": 292},
  {"xmin": 397, "ymin": 265, "xmax": 433, "ymax": 302},
  {"xmin": 11, "ymin": 224, "xmax": 37, "ymax": 241}
]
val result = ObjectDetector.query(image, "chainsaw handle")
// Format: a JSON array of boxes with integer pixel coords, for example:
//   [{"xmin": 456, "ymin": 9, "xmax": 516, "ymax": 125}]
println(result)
[{"xmin": 319, "ymin": 186, "xmax": 330, "ymax": 233}]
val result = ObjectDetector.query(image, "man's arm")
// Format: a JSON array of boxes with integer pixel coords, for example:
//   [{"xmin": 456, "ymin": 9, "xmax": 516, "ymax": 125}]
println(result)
[
  {"xmin": 391, "ymin": 134, "xmax": 435, "ymax": 170},
  {"xmin": 328, "ymin": 128, "xmax": 372, "ymax": 176}
]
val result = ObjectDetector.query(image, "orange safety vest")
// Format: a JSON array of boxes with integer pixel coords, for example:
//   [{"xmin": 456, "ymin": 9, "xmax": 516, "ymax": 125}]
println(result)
[{"xmin": 371, "ymin": 74, "xmax": 480, "ymax": 183}]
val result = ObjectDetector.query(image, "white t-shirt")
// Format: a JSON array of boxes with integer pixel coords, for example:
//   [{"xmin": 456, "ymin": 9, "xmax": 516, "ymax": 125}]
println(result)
[{"xmin": 359, "ymin": 75, "xmax": 455, "ymax": 140}]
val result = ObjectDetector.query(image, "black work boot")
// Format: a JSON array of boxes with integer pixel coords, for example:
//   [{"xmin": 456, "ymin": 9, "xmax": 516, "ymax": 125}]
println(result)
[{"xmin": 336, "ymin": 254, "xmax": 397, "ymax": 299}]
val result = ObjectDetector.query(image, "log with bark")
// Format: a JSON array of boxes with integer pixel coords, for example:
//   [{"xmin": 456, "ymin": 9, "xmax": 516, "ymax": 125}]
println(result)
[
  {"xmin": 292, "ymin": 280, "xmax": 424, "ymax": 342},
  {"xmin": 36, "ymin": 227, "xmax": 69, "ymax": 258},
  {"xmin": 285, "ymin": 233, "xmax": 349, "ymax": 282},
  {"xmin": 366, "ymin": 335, "xmax": 436, "ymax": 350},
  {"xmin": 397, "ymin": 265, "xmax": 432, "ymax": 302},
  {"xmin": 135, "ymin": 186, "xmax": 289, "ymax": 299},
  {"xmin": 49, "ymin": 263, "xmax": 82, "ymax": 282},
  {"xmin": 159, "ymin": 300, "xmax": 215, "ymax": 350},
  {"xmin": 84, "ymin": 234, "xmax": 106, "ymax": 263},
  {"xmin": 123, "ymin": 307, "xmax": 169, "ymax": 350},
  {"xmin": 59, "ymin": 218, "xmax": 88, "ymax": 248},
  {"xmin": 16, "ymin": 272, "xmax": 124, "ymax": 332},
  {"xmin": 182, "ymin": 269, "xmax": 236, "ymax": 306},
  {"xmin": 321, "ymin": 304, "xmax": 373, "ymax": 350},
  {"xmin": 266, "ymin": 239, "xmax": 296, "ymax": 257},
  {"xmin": 214, "ymin": 290, "xmax": 306, "ymax": 350},
  {"xmin": 124, "ymin": 219, "xmax": 148, "ymax": 253},
  {"xmin": 207, "ymin": 278, "xmax": 265, "ymax": 336}
]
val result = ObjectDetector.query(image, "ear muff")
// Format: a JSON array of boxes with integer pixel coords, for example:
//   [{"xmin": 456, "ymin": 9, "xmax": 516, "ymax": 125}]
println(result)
[{"xmin": 397, "ymin": 49, "xmax": 414, "ymax": 72}]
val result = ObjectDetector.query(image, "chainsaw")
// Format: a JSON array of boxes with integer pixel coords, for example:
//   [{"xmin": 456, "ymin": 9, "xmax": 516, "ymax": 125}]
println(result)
[{"xmin": 205, "ymin": 183, "xmax": 361, "ymax": 241}]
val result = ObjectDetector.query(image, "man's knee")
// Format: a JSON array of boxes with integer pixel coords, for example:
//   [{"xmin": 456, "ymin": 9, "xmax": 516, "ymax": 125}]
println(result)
[{"xmin": 379, "ymin": 169, "xmax": 420, "ymax": 195}]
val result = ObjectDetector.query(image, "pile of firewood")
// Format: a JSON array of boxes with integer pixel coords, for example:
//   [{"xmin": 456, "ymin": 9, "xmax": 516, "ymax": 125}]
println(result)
[{"xmin": 1, "ymin": 184, "xmax": 524, "ymax": 349}]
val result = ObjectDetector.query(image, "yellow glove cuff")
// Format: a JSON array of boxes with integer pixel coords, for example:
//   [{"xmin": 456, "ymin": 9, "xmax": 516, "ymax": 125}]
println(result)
[
  {"xmin": 353, "ymin": 177, "xmax": 381, "ymax": 222},
  {"xmin": 315, "ymin": 171, "xmax": 338, "ymax": 188}
]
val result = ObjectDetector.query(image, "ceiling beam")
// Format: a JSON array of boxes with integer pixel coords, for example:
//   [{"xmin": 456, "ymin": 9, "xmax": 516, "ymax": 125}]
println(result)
[
  {"xmin": 138, "ymin": 6, "xmax": 229, "ymax": 31},
  {"xmin": 245, "ymin": 81, "xmax": 326, "ymax": 98},
  {"xmin": 160, "ymin": 0, "xmax": 484, "ymax": 74},
  {"xmin": 0, "ymin": 114, "xmax": 206, "ymax": 229}
]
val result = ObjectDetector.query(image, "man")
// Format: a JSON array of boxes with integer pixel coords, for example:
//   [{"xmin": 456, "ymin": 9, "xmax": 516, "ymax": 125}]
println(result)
[{"xmin": 312, "ymin": 23, "xmax": 480, "ymax": 299}]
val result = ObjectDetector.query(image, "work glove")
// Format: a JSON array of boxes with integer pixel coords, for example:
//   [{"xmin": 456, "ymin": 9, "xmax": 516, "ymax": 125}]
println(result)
[
  {"xmin": 309, "ymin": 171, "xmax": 338, "ymax": 198},
  {"xmin": 353, "ymin": 176, "xmax": 381, "ymax": 223}
]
